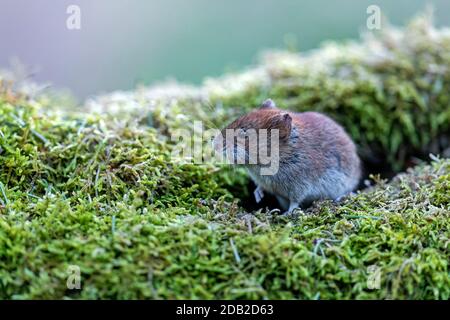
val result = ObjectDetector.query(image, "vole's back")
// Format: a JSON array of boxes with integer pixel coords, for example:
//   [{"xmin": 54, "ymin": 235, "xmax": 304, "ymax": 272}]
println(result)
[
  {"xmin": 291, "ymin": 112, "xmax": 360, "ymax": 176},
  {"xmin": 218, "ymin": 100, "xmax": 361, "ymax": 211},
  {"xmin": 276, "ymin": 111, "xmax": 361, "ymax": 203}
]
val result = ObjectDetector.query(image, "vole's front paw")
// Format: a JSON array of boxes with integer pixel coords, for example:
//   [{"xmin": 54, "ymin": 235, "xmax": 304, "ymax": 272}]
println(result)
[
  {"xmin": 334, "ymin": 192, "xmax": 356, "ymax": 203},
  {"xmin": 254, "ymin": 186, "xmax": 264, "ymax": 203},
  {"xmin": 283, "ymin": 201, "xmax": 300, "ymax": 215},
  {"xmin": 281, "ymin": 208, "xmax": 303, "ymax": 216}
]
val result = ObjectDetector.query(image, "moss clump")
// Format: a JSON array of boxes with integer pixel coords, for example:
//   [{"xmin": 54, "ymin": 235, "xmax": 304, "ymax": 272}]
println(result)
[{"xmin": 0, "ymin": 15, "xmax": 449, "ymax": 299}]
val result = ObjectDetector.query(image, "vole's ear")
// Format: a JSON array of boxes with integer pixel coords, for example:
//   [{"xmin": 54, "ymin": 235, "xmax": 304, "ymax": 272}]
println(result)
[
  {"xmin": 271, "ymin": 113, "xmax": 292, "ymax": 140},
  {"xmin": 260, "ymin": 99, "xmax": 276, "ymax": 109},
  {"xmin": 281, "ymin": 113, "xmax": 292, "ymax": 130},
  {"xmin": 281, "ymin": 113, "xmax": 292, "ymax": 140}
]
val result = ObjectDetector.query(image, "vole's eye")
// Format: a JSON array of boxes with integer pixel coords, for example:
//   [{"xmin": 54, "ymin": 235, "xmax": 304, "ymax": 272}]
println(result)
[{"xmin": 238, "ymin": 128, "xmax": 247, "ymax": 137}]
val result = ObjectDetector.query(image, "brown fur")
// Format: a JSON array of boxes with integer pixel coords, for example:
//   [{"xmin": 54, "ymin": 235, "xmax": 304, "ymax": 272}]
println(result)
[{"xmin": 214, "ymin": 99, "xmax": 361, "ymax": 212}]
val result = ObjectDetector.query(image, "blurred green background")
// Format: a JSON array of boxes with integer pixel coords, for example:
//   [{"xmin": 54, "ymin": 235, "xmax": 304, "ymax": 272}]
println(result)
[{"xmin": 0, "ymin": 0, "xmax": 449, "ymax": 99}]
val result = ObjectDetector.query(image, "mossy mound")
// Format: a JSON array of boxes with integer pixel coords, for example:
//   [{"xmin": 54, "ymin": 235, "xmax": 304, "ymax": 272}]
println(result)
[{"xmin": 0, "ymin": 15, "xmax": 449, "ymax": 299}]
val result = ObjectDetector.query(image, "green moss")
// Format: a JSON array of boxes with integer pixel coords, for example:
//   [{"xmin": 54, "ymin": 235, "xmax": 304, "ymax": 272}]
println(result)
[{"xmin": 0, "ymin": 15, "xmax": 449, "ymax": 299}]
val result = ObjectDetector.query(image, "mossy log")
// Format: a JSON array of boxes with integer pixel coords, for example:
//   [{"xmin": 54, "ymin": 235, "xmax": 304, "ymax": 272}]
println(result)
[{"xmin": 0, "ymin": 15, "xmax": 449, "ymax": 299}]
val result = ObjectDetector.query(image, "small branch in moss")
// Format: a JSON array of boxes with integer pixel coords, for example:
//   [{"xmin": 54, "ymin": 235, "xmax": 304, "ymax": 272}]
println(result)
[
  {"xmin": 0, "ymin": 181, "xmax": 9, "ymax": 205},
  {"xmin": 343, "ymin": 214, "xmax": 383, "ymax": 220},
  {"xmin": 31, "ymin": 129, "xmax": 49, "ymax": 145},
  {"xmin": 229, "ymin": 238, "xmax": 241, "ymax": 264}
]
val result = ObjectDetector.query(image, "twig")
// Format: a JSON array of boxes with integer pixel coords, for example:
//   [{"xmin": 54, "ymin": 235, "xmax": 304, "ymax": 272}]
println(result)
[
  {"xmin": 0, "ymin": 181, "xmax": 8, "ymax": 206},
  {"xmin": 229, "ymin": 238, "xmax": 241, "ymax": 264}
]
